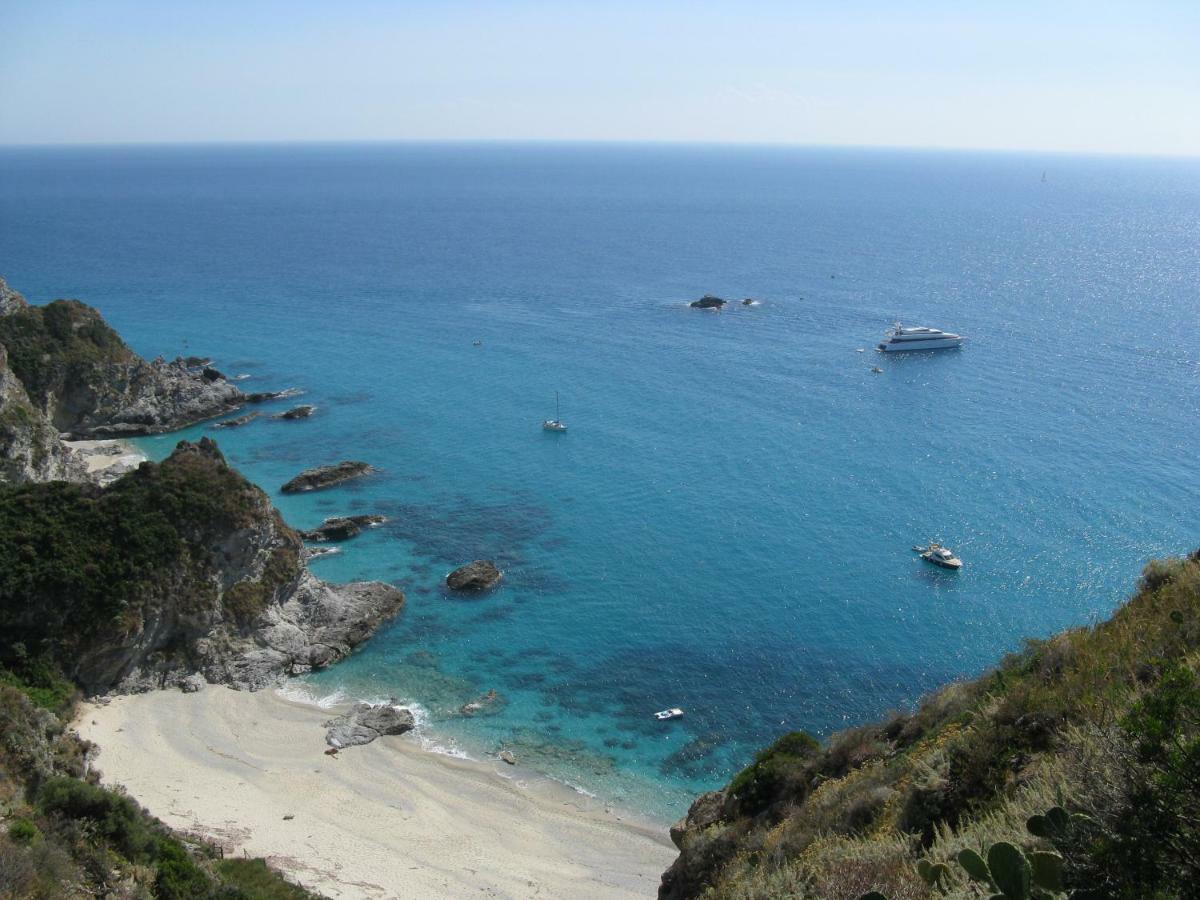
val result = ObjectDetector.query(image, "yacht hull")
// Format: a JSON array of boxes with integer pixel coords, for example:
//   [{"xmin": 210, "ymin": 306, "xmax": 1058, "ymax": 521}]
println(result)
[{"xmin": 878, "ymin": 338, "xmax": 964, "ymax": 352}]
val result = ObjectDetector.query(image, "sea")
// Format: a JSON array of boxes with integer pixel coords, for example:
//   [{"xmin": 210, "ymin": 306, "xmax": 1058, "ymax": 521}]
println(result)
[{"xmin": 2, "ymin": 142, "xmax": 1198, "ymax": 821}]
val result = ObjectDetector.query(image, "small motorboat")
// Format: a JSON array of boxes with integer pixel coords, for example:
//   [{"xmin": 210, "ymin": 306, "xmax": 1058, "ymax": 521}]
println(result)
[
  {"xmin": 654, "ymin": 708, "xmax": 684, "ymax": 721},
  {"xmin": 913, "ymin": 542, "xmax": 963, "ymax": 569}
]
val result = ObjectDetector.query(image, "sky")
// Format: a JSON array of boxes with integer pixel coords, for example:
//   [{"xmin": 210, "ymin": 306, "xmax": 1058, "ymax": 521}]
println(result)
[{"xmin": 1, "ymin": 0, "xmax": 1198, "ymax": 155}]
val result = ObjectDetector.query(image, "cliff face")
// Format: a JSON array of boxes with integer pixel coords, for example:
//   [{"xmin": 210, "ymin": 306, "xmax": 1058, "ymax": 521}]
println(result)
[
  {"xmin": 661, "ymin": 553, "xmax": 1200, "ymax": 899},
  {"xmin": 0, "ymin": 277, "xmax": 244, "ymax": 439},
  {"xmin": 0, "ymin": 438, "xmax": 405, "ymax": 695},
  {"xmin": 0, "ymin": 342, "xmax": 87, "ymax": 484}
]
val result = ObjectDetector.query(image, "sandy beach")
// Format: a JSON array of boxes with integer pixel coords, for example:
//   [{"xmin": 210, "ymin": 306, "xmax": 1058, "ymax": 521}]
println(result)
[
  {"xmin": 76, "ymin": 688, "xmax": 676, "ymax": 900},
  {"xmin": 63, "ymin": 438, "xmax": 147, "ymax": 483}
]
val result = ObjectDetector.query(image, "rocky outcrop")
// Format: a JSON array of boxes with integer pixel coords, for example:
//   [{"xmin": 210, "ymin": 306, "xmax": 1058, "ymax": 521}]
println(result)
[
  {"xmin": 690, "ymin": 295, "xmax": 727, "ymax": 309},
  {"xmin": 668, "ymin": 790, "xmax": 727, "ymax": 850},
  {"xmin": 0, "ymin": 341, "xmax": 87, "ymax": 484},
  {"xmin": 0, "ymin": 280, "xmax": 245, "ymax": 437},
  {"xmin": 324, "ymin": 702, "xmax": 415, "ymax": 748},
  {"xmin": 458, "ymin": 689, "xmax": 506, "ymax": 716},
  {"xmin": 0, "ymin": 438, "xmax": 405, "ymax": 695},
  {"xmin": 211, "ymin": 411, "xmax": 260, "ymax": 429},
  {"xmin": 281, "ymin": 461, "xmax": 374, "ymax": 493},
  {"xmin": 300, "ymin": 514, "xmax": 386, "ymax": 542},
  {"xmin": 245, "ymin": 389, "xmax": 302, "ymax": 404},
  {"xmin": 446, "ymin": 560, "xmax": 503, "ymax": 591},
  {"xmin": 274, "ymin": 404, "xmax": 316, "ymax": 420}
]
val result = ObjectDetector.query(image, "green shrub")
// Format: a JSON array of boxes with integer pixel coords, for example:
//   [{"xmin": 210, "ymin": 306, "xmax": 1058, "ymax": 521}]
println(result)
[
  {"xmin": 36, "ymin": 776, "xmax": 157, "ymax": 863},
  {"xmin": 8, "ymin": 818, "xmax": 40, "ymax": 845},
  {"xmin": 216, "ymin": 857, "xmax": 317, "ymax": 899},
  {"xmin": 154, "ymin": 837, "xmax": 215, "ymax": 899}
]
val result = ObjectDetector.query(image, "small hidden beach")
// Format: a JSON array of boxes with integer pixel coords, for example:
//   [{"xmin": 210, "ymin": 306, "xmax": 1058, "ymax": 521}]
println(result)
[{"xmin": 76, "ymin": 687, "xmax": 676, "ymax": 899}]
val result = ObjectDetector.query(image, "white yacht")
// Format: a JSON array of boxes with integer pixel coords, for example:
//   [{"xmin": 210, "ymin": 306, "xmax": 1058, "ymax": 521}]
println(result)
[
  {"xmin": 913, "ymin": 543, "xmax": 963, "ymax": 570},
  {"xmin": 654, "ymin": 708, "xmax": 684, "ymax": 721},
  {"xmin": 542, "ymin": 391, "xmax": 568, "ymax": 432},
  {"xmin": 877, "ymin": 322, "xmax": 964, "ymax": 352}
]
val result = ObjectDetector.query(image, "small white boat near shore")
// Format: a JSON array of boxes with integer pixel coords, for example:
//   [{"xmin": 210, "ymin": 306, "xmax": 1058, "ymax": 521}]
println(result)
[{"xmin": 654, "ymin": 708, "xmax": 684, "ymax": 721}]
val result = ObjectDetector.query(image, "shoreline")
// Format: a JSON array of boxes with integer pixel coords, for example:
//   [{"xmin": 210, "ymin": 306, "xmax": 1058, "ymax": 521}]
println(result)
[
  {"xmin": 76, "ymin": 687, "xmax": 675, "ymax": 899},
  {"xmin": 63, "ymin": 437, "xmax": 148, "ymax": 484}
]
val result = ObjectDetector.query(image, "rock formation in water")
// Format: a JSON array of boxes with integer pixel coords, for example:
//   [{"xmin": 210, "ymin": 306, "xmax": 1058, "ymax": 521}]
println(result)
[
  {"xmin": 0, "ymin": 276, "xmax": 244, "ymax": 439},
  {"xmin": 300, "ymin": 514, "xmax": 387, "ymax": 542},
  {"xmin": 275, "ymin": 404, "xmax": 316, "ymax": 419},
  {"xmin": 0, "ymin": 438, "xmax": 405, "ymax": 694},
  {"xmin": 211, "ymin": 411, "xmax": 261, "ymax": 428},
  {"xmin": 281, "ymin": 460, "xmax": 374, "ymax": 493},
  {"xmin": 324, "ymin": 702, "xmax": 416, "ymax": 748},
  {"xmin": 446, "ymin": 559, "xmax": 503, "ymax": 591},
  {"xmin": 689, "ymin": 295, "xmax": 727, "ymax": 309}
]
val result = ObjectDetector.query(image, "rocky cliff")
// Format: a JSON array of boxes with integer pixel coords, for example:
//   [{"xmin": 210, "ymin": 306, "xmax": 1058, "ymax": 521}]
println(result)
[
  {"xmin": 0, "ymin": 276, "xmax": 244, "ymax": 439},
  {"xmin": 0, "ymin": 437, "xmax": 405, "ymax": 695},
  {"xmin": 0, "ymin": 341, "xmax": 87, "ymax": 484}
]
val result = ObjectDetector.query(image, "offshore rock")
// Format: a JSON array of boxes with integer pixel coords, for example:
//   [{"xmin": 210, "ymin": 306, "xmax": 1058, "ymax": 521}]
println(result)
[
  {"xmin": 689, "ymin": 295, "xmax": 727, "ymax": 309},
  {"xmin": 245, "ymin": 388, "xmax": 302, "ymax": 404},
  {"xmin": 281, "ymin": 461, "xmax": 374, "ymax": 493},
  {"xmin": 211, "ymin": 412, "xmax": 260, "ymax": 429},
  {"xmin": 300, "ymin": 514, "xmax": 386, "ymax": 542},
  {"xmin": 446, "ymin": 560, "xmax": 502, "ymax": 591},
  {"xmin": 324, "ymin": 702, "xmax": 415, "ymax": 748},
  {"xmin": 274, "ymin": 404, "xmax": 316, "ymax": 420}
]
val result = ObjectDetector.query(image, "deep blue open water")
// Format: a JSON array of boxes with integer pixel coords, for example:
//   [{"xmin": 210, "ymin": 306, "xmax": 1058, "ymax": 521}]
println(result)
[{"xmin": 2, "ymin": 143, "xmax": 1198, "ymax": 820}]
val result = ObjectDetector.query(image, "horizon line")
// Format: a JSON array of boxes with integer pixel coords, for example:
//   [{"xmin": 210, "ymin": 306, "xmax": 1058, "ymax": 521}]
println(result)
[{"xmin": 0, "ymin": 137, "xmax": 1197, "ymax": 162}]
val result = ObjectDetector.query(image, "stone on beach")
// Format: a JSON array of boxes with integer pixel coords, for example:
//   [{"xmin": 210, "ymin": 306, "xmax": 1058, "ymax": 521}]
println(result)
[{"xmin": 324, "ymin": 702, "xmax": 416, "ymax": 749}]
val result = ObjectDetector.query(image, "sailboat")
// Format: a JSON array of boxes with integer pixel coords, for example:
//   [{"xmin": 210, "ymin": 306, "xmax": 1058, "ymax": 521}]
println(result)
[{"xmin": 542, "ymin": 392, "xmax": 567, "ymax": 432}]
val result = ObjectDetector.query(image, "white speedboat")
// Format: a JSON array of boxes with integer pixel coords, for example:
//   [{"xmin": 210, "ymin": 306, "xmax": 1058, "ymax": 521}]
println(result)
[
  {"xmin": 542, "ymin": 391, "xmax": 568, "ymax": 432},
  {"xmin": 654, "ymin": 708, "xmax": 684, "ymax": 721},
  {"xmin": 877, "ymin": 322, "xmax": 964, "ymax": 352},
  {"xmin": 913, "ymin": 542, "xmax": 963, "ymax": 569}
]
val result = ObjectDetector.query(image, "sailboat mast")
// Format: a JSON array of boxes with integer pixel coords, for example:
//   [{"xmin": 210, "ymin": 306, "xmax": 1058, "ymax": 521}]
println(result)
[{"xmin": 555, "ymin": 391, "xmax": 560, "ymax": 420}]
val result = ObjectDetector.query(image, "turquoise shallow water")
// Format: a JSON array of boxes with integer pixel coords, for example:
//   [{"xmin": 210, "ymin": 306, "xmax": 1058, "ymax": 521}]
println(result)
[{"xmin": 2, "ymin": 143, "xmax": 1199, "ymax": 820}]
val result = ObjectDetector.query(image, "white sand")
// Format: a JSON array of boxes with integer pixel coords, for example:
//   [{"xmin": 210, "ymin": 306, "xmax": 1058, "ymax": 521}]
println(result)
[
  {"xmin": 63, "ymin": 438, "xmax": 147, "ymax": 478},
  {"xmin": 76, "ymin": 689, "xmax": 675, "ymax": 899}
]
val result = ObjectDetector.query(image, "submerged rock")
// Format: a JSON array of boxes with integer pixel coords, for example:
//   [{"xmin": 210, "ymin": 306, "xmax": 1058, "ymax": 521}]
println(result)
[
  {"xmin": 499, "ymin": 750, "xmax": 517, "ymax": 765},
  {"xmin": 690, "ymin": 295, "xmax": 727, "ymax": 309},
  {"xmin": 281, "ymin": 461, "xmax": 374, "ymax": 493},
  {"xmin": 211, "ymin": 412, "xmax": 260, "ymax": 429},
  {"xmin": 459, "ymin": 689, "xmax": 505, "ymax": 717},
  {"xmin": 446, "ymin": 560, "xmax": 502, "ymax": 591},
  {"xmin": 741, "ymin": 298, "xmax": 758, "ymax": 306},
  {"xmin": 324, "ymin": 702, "xmax": 415, "ymax": 749},
  {"xmin": 245, "ymin": 388, "xmax": 302, "ymax": 404},
  {"xmin": 300, "ymin": 514, "xmax": 386, "ymax": 542},
  {"xmin": 274, "ymin": 404, "xmax": 316, "ymax": 420}
]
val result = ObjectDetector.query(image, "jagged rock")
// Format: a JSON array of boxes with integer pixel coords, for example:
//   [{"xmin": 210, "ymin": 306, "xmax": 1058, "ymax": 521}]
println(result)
[
  {"xmin": 274, "ymin": 405, "xmax": 316, "ymax": 420},
  {"xmin": 690, "ymin": 295, "xmax": 727, "ymax": 309},
  {"xmin": 281, "ymin": 461, "xmax": 374, "ymax": 493},
  {"xmin": 741, "ymin": 298, "xmax": 757, "ymax": 306},
  {"xmin": 324, "ymin": 702, "xmax": 415, "ymax": 748},
  {"xmin": 446, "ymin": 560, "xmax": 502, "ymax": 591},
  {"xmin": 300, "ymin": 514, "xmax": 386, "ymax": 542},
  {"xmin": 0, "ymin": 340, "xmax": 88, "ymax": 485},
  {"xmin": 179, "ymin": 673, "xmax": 206, "ymax": 693},
  {"xmin": 211, "ymin": 412, "xmax": 260, "ymax": 429},
  {"xmin": 499, "ymin": 750, "xmax": 517, "ymax": 765},
  {"xmin": 669, "ymin": 789, "xmax": 727, "ymax": 850},
  {"xmin": 201, "ymin": 366, "xmax": 226, "ymax": 382},
  {"xmin": 181, "ymin": 356, "xmax": 212, "ymax": 368},
  {"xmin": 0, "ymin": 276, "xmax": 30, "ymax": 316}
]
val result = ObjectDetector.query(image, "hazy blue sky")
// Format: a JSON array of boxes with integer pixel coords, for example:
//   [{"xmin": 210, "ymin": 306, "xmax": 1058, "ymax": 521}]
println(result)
[{"xmin": 1, "ymin": 0, "xmax": 1197, "ymax": 154}]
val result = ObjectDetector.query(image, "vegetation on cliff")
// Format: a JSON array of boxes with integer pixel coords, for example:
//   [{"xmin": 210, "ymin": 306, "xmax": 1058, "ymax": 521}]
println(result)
[
  {"xmin": 0, "ymin": 437, "xmax": 303, "ymax": 692},
  {"xmin": 662, "ymin": 551, "xmax": 1200, "ymax": 900}
]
